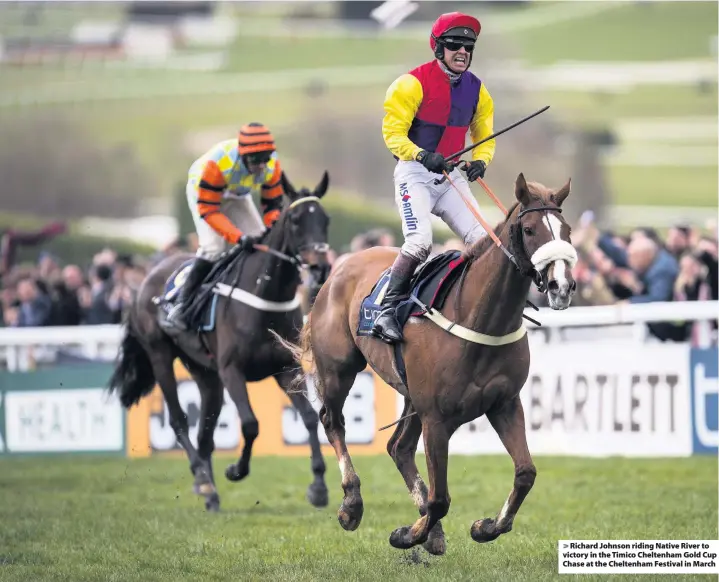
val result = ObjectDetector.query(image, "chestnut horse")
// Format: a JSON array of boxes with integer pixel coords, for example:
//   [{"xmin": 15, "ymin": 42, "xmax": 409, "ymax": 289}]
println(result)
[{"xmin": 281, "ymin": 173, "xmax": 577, "ymax": 555}]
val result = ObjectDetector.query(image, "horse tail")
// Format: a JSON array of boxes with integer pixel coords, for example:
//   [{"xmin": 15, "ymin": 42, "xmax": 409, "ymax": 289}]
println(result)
[
  {"xmin": 269, "ymin": 313, "xmax": 318, "ymax": 395},
  {"xmin": 107, "ymin": 316, "xmax": 156, "ymax": 408}
]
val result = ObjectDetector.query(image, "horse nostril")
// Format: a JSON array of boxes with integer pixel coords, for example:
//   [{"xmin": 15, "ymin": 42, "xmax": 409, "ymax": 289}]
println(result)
[
  {"xmin": 548, "ymin": 280, "xmax": 560, "ymax": 293},
  {"xmin": 570, "ymin": 280, "xmax": 577, "ymax": 293}
]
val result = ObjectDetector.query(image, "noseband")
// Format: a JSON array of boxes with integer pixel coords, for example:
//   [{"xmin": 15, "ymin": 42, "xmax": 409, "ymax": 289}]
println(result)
[{"xmin": 515, "ymin": 205, "xmax": 563, "ymax": 293}]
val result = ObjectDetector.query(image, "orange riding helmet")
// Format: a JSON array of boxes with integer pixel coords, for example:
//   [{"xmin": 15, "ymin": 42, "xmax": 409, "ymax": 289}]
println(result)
[{"xmin": 238, "ymin": 122, "xmax": 276, "ymax": 161}]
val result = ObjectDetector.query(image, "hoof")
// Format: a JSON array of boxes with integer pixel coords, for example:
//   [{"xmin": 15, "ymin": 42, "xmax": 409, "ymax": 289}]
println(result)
[
  {"xmin": 307, "ymin": 483, "xmax": 329, "ymax": 508},
  {"xmin": 337, "ymin": 499, "xmax": 363, "ymax": 531},
  {"xmin": 389, "ymin": 525, "xmax": 420, "ymax": 550},
  {"xmin": 225, "ymin": 463, "xmax": 249, "ymax": 482},
  {"xmin": 205, "ymin": 493, "xmax": 220, "ymax": 512},
  {"xmin": 470, "ymin": 518, "xmax": 502, "ymax": 543},
  {"xmin": 422, "ymin": 525, "xmax": 446, "ymax": 556},
  {"xmin": 193, "ymin": 482, "xmax": 216, "ymax": 496}
]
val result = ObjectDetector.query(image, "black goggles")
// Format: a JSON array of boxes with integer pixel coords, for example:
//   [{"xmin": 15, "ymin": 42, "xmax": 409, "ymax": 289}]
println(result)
[
  {"xmin": 441, "ymin": 38, "xmax": 475, "ymax": 53},
  {"xmin": 244, "ymin": 151, "xmax": 273, "ymax": 165}
]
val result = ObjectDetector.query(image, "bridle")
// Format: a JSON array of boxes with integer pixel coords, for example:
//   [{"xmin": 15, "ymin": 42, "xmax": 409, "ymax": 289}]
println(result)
[
  {"xmin": 251, "ymin": 195, "xmax": 330, "ymax": 276},
  {"xmin": 515, "ymin": 204, "xmax": 565, "ymax": 294},
  {"xmin": 213, "ymin": 194, "xmax": 330, "ymax": 320}
]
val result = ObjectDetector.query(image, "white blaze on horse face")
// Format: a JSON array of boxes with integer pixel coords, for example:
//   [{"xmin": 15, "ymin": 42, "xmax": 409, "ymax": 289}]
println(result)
[
  {"xmin": 552, "ymin": 258, "xmax": 569, "ymax": 295},
  {"xmin": 542, "ymin": 213, "xmax": 562, "ymax": 238}
]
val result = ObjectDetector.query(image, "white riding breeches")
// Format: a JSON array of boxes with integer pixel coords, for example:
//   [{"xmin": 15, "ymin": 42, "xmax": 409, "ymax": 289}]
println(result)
[
  {"xmin": 185, "ymin": 183, "xmax": 266, "ymax": 261},
  {"xmin": 393, "ymin": 160, "xmax": 487, "ymax": 262}
]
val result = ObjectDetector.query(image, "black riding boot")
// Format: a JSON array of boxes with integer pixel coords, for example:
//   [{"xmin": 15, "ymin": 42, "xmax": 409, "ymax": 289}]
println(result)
[
  {"xmin": 166, "ymin": 257, "xmax": 213, "ymax": 330},
  {"xmin": 372, "ymin": 252, "xmax": 420, "ymax": 344}
]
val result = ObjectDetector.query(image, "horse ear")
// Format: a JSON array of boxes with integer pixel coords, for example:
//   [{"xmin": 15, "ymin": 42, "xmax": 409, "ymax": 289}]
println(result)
[
  {"xmin": 313, "ymin": 171, "xmax": 329, "ymax": 199},
  {"xmin": 281, "ymin": 172, "xmax": 297, "ymax": 199},
  {"xmin": 514, "ymin": 172, "xmax": 531, "ymax": 206},
  {"xmin": 553, "ymin": 178, "xmax": 571, "ymax": 207}
]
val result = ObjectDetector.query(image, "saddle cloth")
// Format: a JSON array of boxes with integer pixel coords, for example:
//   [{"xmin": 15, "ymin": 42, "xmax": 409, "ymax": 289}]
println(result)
[
  {"xmin": 159, "ymin": 259, "xmax": 220, "ymax": 332},
  {"xmin": 357, "ymin": 249, "xmax": 467, "ymax": 337}
]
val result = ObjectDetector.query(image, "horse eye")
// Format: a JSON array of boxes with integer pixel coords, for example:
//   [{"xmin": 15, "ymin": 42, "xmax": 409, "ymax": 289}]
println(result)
[{"xmin": 523, "ymin": 227, "xmax": 533, "ymax": 236}]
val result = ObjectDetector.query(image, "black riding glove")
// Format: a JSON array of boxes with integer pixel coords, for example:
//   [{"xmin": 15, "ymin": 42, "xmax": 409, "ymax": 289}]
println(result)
[
  {"xmin": 464, "ymin": 160, "xmax": 487, "ymax": 182},
  {"xmin": 237, "ymin": 234, "xmax": 260, "ymax": 252},
  {"xmin": 416, "ymin": 150, "xmax": 449, "ymax": 175}
]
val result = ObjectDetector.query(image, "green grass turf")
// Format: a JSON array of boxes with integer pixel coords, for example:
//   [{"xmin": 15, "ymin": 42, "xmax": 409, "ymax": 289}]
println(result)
[
  {"xmin": 541, "ymin": 85, "xmax": 718, "ymax": 128},
  {"xmin": 0, "ymin": 454, "xmax": 716, "ymax": 581},
  {"xmin": 0, "ymin": 2, "xmax": 715, "ymax": 219},
  {"xmin": 510, "ymin": 1, "xmax": 718, "ymax": 65}
]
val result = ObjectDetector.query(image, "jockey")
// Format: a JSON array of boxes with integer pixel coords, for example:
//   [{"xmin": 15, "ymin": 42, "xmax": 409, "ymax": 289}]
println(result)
[
  {"xmin": 166, "ymin": 122, "xmax": 285, "ymax": 330},
  {"xmin": 371, "ymin": 11, "xmax": 496, "ymax": 344}
]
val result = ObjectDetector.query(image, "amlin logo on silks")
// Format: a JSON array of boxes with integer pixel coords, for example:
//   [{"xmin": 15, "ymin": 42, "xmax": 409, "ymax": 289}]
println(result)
[
  {"xmin": 690, "ymin": 348, "xmax": 718, "ymax": 454},
  {"xmin": 399, "ymin": 182, "xmax": 418, "ymax": 231}
]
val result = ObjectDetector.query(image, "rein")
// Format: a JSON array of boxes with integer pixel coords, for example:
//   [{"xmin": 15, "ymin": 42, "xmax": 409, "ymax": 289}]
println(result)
[
  {"xmin": 215, "ymin": 194, "xmax": 329, "ymax": 318},
  {"xmin": 441, "ymin": 168, "xmax": 564, "ymax": 326},
  {"xmin": 443, "ymin": 165, "xmax": 562, "ymax": 289}
]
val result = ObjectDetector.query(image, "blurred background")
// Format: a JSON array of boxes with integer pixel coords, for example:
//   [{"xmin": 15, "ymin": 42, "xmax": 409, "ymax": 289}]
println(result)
[
  {"xmin": 0, "ymin": 0, "xmax": 716, "ymax": 335},
  {"xmin": 0, "ymin": 3, "xmax": 716, "ymax": 577}
]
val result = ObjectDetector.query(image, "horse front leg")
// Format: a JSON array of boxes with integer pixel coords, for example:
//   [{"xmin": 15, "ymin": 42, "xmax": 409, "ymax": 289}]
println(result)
[
  {"xmin": 387, "ymin": 398, "xmax": 446, "ymax": 555},
  {"xmin": 471, "ymin": 395, "xmax": 537, "ymax": 543},
  {"xmin": 389, "ymin": 417, "xmax": 452, "ymax": 551},
  {"xmin": 220, "ymin": 363, "xmax": 259, "ymax": 482},
  {"xmin": 318, "ymin": 366, "xmax": 364, "ymax": 531},
  {"xmin": 274, "ymin": 368, "xmax": 329, "ymax": 508}
]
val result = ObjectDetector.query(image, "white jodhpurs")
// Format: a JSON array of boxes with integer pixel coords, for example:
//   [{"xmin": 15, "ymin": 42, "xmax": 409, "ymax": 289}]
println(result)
[
  {"xmin": 185, "ymin": 183, "xmax": 266, "ymax": 261},
  {"xmin": 393, "ymin": 160, "xmax": 487, "ymax": 262}
]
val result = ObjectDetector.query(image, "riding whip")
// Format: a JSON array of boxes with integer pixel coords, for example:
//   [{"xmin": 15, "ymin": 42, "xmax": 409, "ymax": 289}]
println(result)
[
  {"xmin": 447, "ymin": 105, "xmax": 549, "ymax": 162},
  {"xmin": 434, "ymin": 105, "xmax": 550, "ymax": 185}
]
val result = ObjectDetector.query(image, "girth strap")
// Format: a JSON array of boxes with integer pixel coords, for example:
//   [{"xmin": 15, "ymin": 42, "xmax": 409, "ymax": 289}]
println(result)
[{"xmin": 409, "ymin": 295, "xmax": 526, "ymax": 346}]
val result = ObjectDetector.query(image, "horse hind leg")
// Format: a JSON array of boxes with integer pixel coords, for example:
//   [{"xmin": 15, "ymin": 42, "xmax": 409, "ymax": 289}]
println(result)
[
  {"xmin": 389, "ymin": 416, "xmax": 453, "ymax": 551},
  {"xmin": 184, "ymin": 359, "xmax": 224, "ymax": 512},
  {"xmin": 318, "ymin": 365, "xmax": 364, "ymax": 531},
  {"xmin": 471, "ymin": 395, "xmax": 537, "ymax": 544},
  {"xmin": 387, "ymin": 398, "xmax": 446, "ymax": 556},
  {"xmin": 149, "ymin": 344, "xmax": 202, "ymax": 476},
  {"xmin": 274, "ymin": 368, "xmax": 328, "ymax": 508}
]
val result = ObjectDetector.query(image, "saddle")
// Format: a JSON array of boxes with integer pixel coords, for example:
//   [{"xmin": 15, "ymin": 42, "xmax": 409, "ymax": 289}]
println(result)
[
  {"xmin": 357, "ymin": 250, "xmax": 468, "ymax": 387},
  {"xmin": 358, "ymin": 250, "xmax": 466, "ymax": 337},
  {"xmin": 156, "ymin": 245, "xmax": 248, "ymax": 334}
]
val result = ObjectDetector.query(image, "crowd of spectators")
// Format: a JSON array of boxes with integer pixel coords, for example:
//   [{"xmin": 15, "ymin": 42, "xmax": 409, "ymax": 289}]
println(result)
[
  {"xmin": 1, "ymin": 217, "xmax": 716, "ymax": 343},
  {"xmin": 0, "ymin": 223, "xmax": 193, "ymax": 329},
  {"xmin": 332, "ymin": 219, "xmax": 718, "ymax": 343}
]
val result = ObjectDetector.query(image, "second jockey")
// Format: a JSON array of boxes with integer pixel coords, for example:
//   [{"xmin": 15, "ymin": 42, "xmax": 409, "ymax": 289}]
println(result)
[
  {"xmin": 166, "ymin": 122, "xmax": 285, "ymax": 330},
  {"xmin": 371, "ymin": 11, "xmax": 496, "ymax": 344}
]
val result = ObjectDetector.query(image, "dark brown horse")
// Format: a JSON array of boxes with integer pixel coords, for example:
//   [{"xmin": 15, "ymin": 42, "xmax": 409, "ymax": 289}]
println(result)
[
  {"xmin": 280, "ymin": 173, "xmax": 577, "ymax": 554},
  {"xmin": 108, "ymin": 172, "xmax": 332, "ymax": 512}
]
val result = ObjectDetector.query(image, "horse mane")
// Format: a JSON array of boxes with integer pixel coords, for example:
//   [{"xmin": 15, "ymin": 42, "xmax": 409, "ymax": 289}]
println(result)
[
  {"xmin": 463, "ymin": 202, "xmax": 519, "ymax": 262},
  {"xmin": 462, "ymin": 180, "xmax": 558, "ymax": 263}
]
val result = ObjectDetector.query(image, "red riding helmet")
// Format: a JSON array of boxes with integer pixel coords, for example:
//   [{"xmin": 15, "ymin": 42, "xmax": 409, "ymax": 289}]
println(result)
[{"xmin": 429, "ymin": 12, "xmax": 481, "ymax": 62}]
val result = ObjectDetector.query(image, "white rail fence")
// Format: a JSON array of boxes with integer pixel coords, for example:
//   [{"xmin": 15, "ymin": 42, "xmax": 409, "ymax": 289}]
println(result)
[{"xmin": 0, "ymin": 301, "xmax": 716, "ymax": 372}]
